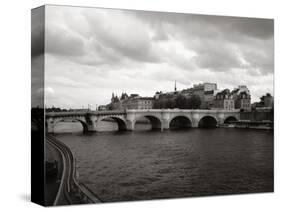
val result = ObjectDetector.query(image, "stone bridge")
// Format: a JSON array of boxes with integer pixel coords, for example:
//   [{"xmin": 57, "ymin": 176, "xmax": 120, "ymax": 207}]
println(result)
[{"xmin": 46, "ymin": 109, "xmax": 240, "ymax": 133}]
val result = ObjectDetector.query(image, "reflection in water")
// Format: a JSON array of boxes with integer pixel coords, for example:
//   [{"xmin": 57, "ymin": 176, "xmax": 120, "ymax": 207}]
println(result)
[
  {"xmin": 53, "ymin": 121, "xmax": 273, "ymax": 202},
  {"xmin": 54, "ymin": 119, "xmax": 152, "ymax": 133}
]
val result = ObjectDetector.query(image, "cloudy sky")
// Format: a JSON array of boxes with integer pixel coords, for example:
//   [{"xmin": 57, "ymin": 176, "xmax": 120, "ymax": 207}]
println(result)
[{"xmin": 40, "ymin": 5, "xmax": 273, "ymax": 109}]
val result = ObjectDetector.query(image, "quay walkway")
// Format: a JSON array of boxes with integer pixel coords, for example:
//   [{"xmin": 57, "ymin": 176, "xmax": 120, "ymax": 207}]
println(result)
[{"xmin": 46, "ymin": 135, "xmax": 102, "ymax": 206}]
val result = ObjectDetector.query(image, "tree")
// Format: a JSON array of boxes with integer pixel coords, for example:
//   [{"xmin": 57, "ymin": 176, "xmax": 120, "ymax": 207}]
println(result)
[
  {"xmin": 153, "ymin": 101, "xmax": 160, "ymax": 109},
  {"xmin": 166, "ymin": 98, "xmax": 175, "ymax": 109},
  {"xmin": 154, "ymin": 94, "xmax": 201, "ymax": 109},
  {"xmin": 107, "ymin": 104, "xmax": 113, "ymax": 110},
  {"xmin": 153, "ymin": 99, "xmax": 165, "ymax": 109},
  {"xmin": 186, "ymin": 94, "xmax": 201, "ymax": 109},
  {"xmin": 175, "ymin": 95, "xmax": 188, "ymax": 109},
  {"xmin": 153, "ymin": 98, "xmax": 176, "ymax": 109}
]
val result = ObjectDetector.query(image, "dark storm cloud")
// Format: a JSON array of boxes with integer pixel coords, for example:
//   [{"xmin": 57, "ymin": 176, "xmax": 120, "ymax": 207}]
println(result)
[
  {"xmin": 31, "ymin": 7, "xmax": 45, "ymax": 108},
  {"xmin": 186, "ymin": 14, "xmax": 274, "ymax": 41},
  {"xmin": 45, "ymin": 8, "xmax": 162, "ymax": 67},
  {"xmin": 45, "ymin": 7, "xmax": 273, "ymax": 75},
  {"xmin": 82, "ymin": 10, "xmax": 161, "ymax": 63},
  {"xmin": 242, "ymin": 49, "xmax": 274, "ymax": 75},
  {"xmin": 131, "ymin": 10, "xmax": 273, "ymax": 74},
  {"xmin": 185, "ymin": 18, "xmax": 273, "ymax": 74},
  {"xmin": 31, "ymin": 7, "xmax": 45, "ymax": 57},
  {"xmin": 184, "ymin": 38, "xmax": 243, "ymax": 71},
  {"xmin": 31, "ymin": 27, "xmax": 44, "ymax": 57},
  {"xmin": 45, "ymin": 25, "xmax": 85, "ymax": 56},
  {"xmin": 193, "ymin": 48, "xmax": 242, "ymax": 71},
  {"xmin": 76, "ymin": 40, "xmax": 123, "ymax": 66},
  {"xmin": 44, "ymin": 6, "xmax": 274, "ymax": 108},
  {"xmin": 133, "ymin": 10, "xmax": 273, "ymax": 41},
  {"xmin": 231, "ymin": 18, "xmax": 273, "ymax": 40}
]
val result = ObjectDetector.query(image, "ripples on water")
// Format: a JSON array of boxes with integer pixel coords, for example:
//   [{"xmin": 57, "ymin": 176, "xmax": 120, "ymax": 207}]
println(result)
[{"xmin": 54, "ymin": 121, "xmax": 273, "ymax": 202}]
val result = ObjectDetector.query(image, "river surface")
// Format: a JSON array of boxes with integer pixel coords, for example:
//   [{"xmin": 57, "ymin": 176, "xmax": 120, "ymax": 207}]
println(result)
[{"xmin": 54, "ymin": 121, "xmax": 273, "ymax": 202}]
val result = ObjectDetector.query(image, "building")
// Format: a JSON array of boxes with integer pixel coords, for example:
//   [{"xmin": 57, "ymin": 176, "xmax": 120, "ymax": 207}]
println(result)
[
  {"xmin": 252, "ymin": 93, "xmax": 274, "ymax": 110},
  {"xmin": 123, "ymin": 97, "xmax": 154, "ymax": 110},
  {"xmin": 231, "ymin": 85, "xmax": 251, "ymax": 111},
  {"xmin": 204, "ymin": 90, "xmax": 216, "ymax": 109},
  {"xmin": 190, "ymin": 83, "xmax": 218, "ymax": 109},
  {"xmin": 193, "ymin": 83, "xmax": 217, "ymax": 93},
  {"xmin": 154, "ymin": 91, "xmax": 162, "ymax": 100},
  {"xmin": 154, "ymin": 82, "xmax": 218, "ymax": 109},
  {"xmin": 237, "ymin": 91, "xmax": 251, "ymax": 111},
  {"xmin": 108, "ymin": 93, "xmax": 122, "ymax": 110},
  {"xmin": 181, "ymin": 88, "xmax": 193, "ymax": 98},
  {"xmin": 106, "ymin": 83, "xmax": 252, "ymax": 111},
  {"xmin": 120, "ymin": 92, "xmax": 129, "ymax": 101},
  {"xmin": 213, "ymin": 89, "xmax": 235, "ymax": 110},
  {"xmin": 260, "ymin": 93, "xmax": 274, "ymax": 108},
  {"xmin": 98, "ymin": 105, "xmax": 107, "ymax": 111},
  {"xmin": 107, "ymin": 92, "xmax": 154, "ymax": 110},
  {"xmin": 155, "ymin": 91, "xmax": 178, "ymax": 101},
  {"xmin": 155, "ymin": 81, "xmax": 179, "ymax": 100}
]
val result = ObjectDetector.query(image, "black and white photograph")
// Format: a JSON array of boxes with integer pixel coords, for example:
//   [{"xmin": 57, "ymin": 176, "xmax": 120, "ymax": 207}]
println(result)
[{"xmin": 31, "ymin": 4, "xmax": 274, "ymax": 207}]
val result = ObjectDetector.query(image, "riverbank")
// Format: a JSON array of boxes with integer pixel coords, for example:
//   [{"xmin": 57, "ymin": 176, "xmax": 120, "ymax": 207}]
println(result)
[
  {"xmin": 219, "ymin": 124, "xmax": 273, "ymax": 130},
  {"xmin": 46, "ymin": 135, "xmax": 102, "ymax": 205},
  {"xmin": 219, "ymin": 120, "xmax": 273, "ymax": 130},
  {"xmin": 45, "ymin": 141, "xmax": 63, "ymax": 206}
]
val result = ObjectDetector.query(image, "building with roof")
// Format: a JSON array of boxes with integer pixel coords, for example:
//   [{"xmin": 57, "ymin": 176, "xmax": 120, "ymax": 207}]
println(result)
[
  {"xmin": 123, "ymin": 97, "xmax": 154, "ymax": 110},
  {"xmin": 190, "ymin": 83, "xmax": 218, "ymax": 109},
  {"xmin": 260, "ymin": 93, "xmax": 274, "ymax": 108},
  {"xmin": 231, "ymin": 86, "xmax": 251, "ymax": 111},
  {"xmin": 106, "ymin": 92, "xmax": 154, "ymax": 110},
  {"xmin": 213, "ymin": 89, "xmax": 235, "ymax": 110},
  {"xmin": 155, "ymin": 82, "xmax": 218, "ymax": 109}
]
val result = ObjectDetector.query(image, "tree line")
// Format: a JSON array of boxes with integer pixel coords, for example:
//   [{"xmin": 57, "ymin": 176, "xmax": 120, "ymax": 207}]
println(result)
[{"xmin": 153, "ymin": 94, "xmax": 201, "ymax": 109}]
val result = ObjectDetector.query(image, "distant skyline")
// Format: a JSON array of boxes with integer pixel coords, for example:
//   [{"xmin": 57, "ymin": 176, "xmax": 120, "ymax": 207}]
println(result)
[{"xmin": 32, "ymin": 5, "xmax": 274, "ymax": 108}]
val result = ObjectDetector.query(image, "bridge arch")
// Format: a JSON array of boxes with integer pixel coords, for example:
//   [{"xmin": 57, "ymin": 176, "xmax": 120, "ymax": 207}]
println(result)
[
  {"xmin": 99, "ymin": 116, "xmax": 127, "ymax": 131},
  {"xmin": 133, "ymin": 115, "xmax": 162, "ymax": 130},
  {"xmin": 224, "ymin": 116, "xmax": 238, "ymax": 124},
  {"xmin": 198, "ymin": 115, "xmax": 218, "ymax": 128},
  {"xmin": 169, "ymin": 116, "xmax": 192, "ymax": 129},
  {"xmin": 49, "ymin": 117, "xmax": 89, "ymax": 133}
]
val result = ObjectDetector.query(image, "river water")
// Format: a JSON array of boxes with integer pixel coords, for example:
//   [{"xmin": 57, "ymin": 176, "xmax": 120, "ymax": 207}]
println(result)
[{"xmin": 54, "ymin": 121, "xmax": 273, "ymax": 202}]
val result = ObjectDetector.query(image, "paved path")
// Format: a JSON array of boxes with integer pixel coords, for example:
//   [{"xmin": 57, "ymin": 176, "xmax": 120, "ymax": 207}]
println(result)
[{"xmin": 46, "ymin": 135, "xmax": 102, "ymax": 205}]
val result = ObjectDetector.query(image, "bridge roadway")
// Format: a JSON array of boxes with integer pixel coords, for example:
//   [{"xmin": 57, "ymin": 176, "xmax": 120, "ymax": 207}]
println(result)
[{"xmin": 46, "ymin": 109, "xmax": 240, "ymax": 133}]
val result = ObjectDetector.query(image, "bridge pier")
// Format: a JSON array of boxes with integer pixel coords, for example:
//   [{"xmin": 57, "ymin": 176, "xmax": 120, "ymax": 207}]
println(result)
[
  {"xmin": 191, "ymin": 114, "xmax": 200, "ymax": 128},
  {"xmin": 46, "ymin": 119, "xmax": 55, "ymax": 134},
  {"xmin": 47, "ymin": 124, "xmax": 55, "ymax": 134},
  {"xmin": 162, "ymin": 119, "xmax": 170, "ymax": 131},
  {"xmin": 191, "ymin": 121, "xmax": 199, "ymax": 128},
  {"xmin": 85, "ymin": 123, "xmax": 96, "ymax": 133},
  {"xmin": 217, "ymin": 113, "xmax": 226, "ymax": 125},
  {"xmin": 126, "ymin": 120, "xmax": 134, "ymax": 131}
]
